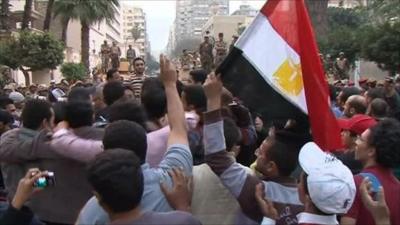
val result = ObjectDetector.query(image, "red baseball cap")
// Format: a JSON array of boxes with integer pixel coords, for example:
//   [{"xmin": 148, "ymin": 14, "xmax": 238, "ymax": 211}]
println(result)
[{"xmin": 338, "ymin": 114, "xmax": 377, "ymax": 135}]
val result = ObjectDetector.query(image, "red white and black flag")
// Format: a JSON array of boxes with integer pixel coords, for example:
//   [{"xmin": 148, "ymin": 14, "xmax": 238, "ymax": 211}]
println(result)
[{"xmin": 217, "ymin": 0, "xmax": 341, "ymax": 151}]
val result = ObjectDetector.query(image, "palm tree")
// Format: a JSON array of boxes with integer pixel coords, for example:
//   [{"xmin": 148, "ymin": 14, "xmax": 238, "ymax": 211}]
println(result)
[
  {"xmin": 53, "ymin": 0, "xmax": 119, "ymax": 70},
  {"xmin": 43, "ymin": 0, "xmax": 55, "ymax": 31},
  {"xmin": 21, "ymin": 0, "xmax": 33, "ymax": 30}
]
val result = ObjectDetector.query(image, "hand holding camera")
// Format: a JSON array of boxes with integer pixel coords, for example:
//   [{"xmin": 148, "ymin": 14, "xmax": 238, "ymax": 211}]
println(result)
[{"xmin": 11, "ymin": 169, "xmax": 55, "ymax": 210}]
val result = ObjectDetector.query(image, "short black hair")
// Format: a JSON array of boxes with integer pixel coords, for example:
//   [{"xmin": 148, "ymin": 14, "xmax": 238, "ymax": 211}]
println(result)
[
  {"xmin": 141, "ymin": 78, "xmax": 167, "ymax": 121},
  {"xmin": 53, "ymin": 102, "xmax": 67, "ymax": 124},
  {"xmin": 103, "ymin": 81, "xmax": 125, "ymax": 106},
  {"xmin": 189, "ymin": 70, "xmax": 208, "ymax": 84},
  {"xmin": 224, "ymin": 117, "xmax": 241, "ymax": 151},
  {"xmin": 106, "ymin": 68, "xmax": 119, "ymax": 81},
  {"xmin": 183, "ymin": 85, "xmax": 207, "ymax": 112},
  {"xmin": 0, "ymin": 110, "xmax": 13, "ymax": 125},
  {"xmin": 103, "ymin": 120, "xmax": 147, "ymax": 164},
  {"xmin": 339, "ymin": 87, "xmax": 362, "ymax": 104},
  {"xmin": 366, "ymin": 88, "xmax": 384, "ymax": 100},
  {"xmin": 87, "ymin": 149, "xmax": 143, "ymax": 213},
  {"xmin": 329, "ymin": 84, "xmax": 340, "ymax": 102},
  {"xmin": 21, "ymin": 99, "xmax": 52, "ymax": 130},
  {"xmin": 65, "ymin": 101, "xmax": 94, "ymax": 128},
  {"xmin": 108, "ymin": 100, "xmax": 147, "ymax": 129},
  {"xmin": 368, "ymin": 118, "xmax": 400, "ymax": 168},
  {"xmin": 267, "ymin": 130, "xmax": 311, "ymax": 176},
  {"xmin": 0, "ymin": 97, "xmax": 13, "ymax": 109},
  {"xmin": 369, "ymin": 98, "xmax": 389, "ymax": 118},
  {"xmin": 68, "ymin": 87, "xmax": 92, "ymax": 102},
  {"xmin": 133, "ymin": 57, "xmax": 145, "ymax": 64}
]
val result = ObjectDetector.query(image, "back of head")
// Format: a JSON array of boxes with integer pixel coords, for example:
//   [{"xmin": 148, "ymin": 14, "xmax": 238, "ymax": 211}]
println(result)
[
  {"xmin": 0, "ymin": 97, "xmax": 13, "ymax": 109},
  {"xmin": 348, "ymin": 95, "xmax": 367, "ymax": 115},
  {"xmin": 366, "ymin": 88, "xmax": 384, "ymax": 100},
  {"xmin": 368, "ymin": 118, "xmax": 400, "ymax": 168},
  {"xmin": 65, "ymin": 101, "xmax": 94, "ymax": 128},
  {"xmin": 103, "ymin": 81, "xmax": 125, "ymax": 106},
  {"xmin": 21, "ymin": 99, "xmax": 52, "ymax": 130},
  {"xmin": 87, "ymin": 149, "xmax": 143, "ymax": 213},
  {"xmin": 53, "ymin": 101, "xmax": 67, "ymax": 124},
  {"xmin": 141, "ymin": 78, "xmax": 167, "ymax": 121},
  {"xmin": 0, "ymin": 110, "xmax": 13, "ymax": 125},
  {"xmin": 340, "ymin": 87, "xmax": 362, "ymax": 104},
  {"xmin": 369, "ymin": 98, "xmax": 389, "ymax": 119},
  {"xmin": 183, "ymin": 85, "xmax": 207, "ymax": 112},
  {"xmin": 68, "ymin": 87, "xmax": 92, "ymax": 102},
  {"xmin": 103, "ymin": 120, "xmax": 147, "ymax": 164},
  {"xmin": 223, "ymin": 117, "xmax": 242, "ymax": 151},
  {"xmin": 108, "ymin": 100, "xmax": 147, "ymax": 129},
  {"xmin": 189, "ymin": 70, "xmax": 208, "ymax": 85},
  {"xmin": 269, "ymin": 130, "xmax": 312, "ymax": 176}
]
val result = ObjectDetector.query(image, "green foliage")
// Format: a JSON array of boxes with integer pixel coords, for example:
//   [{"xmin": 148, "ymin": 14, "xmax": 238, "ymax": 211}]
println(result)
[
  {"xmin": 359, "ymin": 22, "xmax": 400, "ymax": 75},
  {"xmin": 131, "ymin": 25, "xmax": 142, "ymax": 41},
  {"xmin": 53, "ymin": 0, "xmax": 119, "ymax": 25},
  {"xmin": 0, "ymin": 31, "xmax": 64, "ymax": 71},
  {"xmin": 60, "ymin": 63, "xmax": 87, "ymax": 82},
  {"xmin": 145, "ymin": 53, "xmax": 159, "ymax": 73}
]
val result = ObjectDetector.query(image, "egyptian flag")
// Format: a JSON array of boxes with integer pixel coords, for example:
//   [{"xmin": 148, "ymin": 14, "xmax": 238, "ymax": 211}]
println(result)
[{"xmin": 217, "ymin": 0, "xmax": 341, "ymax": 151}]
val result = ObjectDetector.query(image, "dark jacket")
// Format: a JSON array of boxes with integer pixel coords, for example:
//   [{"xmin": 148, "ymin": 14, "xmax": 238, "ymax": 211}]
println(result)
[
  {"xmin": 0, "ymin": 126, "xmax": 103, "ymax": 224},
  {"xmin": 0, "ymin": 205, "xmax": 34, "ymax": 225}
]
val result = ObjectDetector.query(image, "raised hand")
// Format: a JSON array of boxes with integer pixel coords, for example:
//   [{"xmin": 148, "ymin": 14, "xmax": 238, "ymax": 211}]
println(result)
[
  {"xmin": 359, "ymin": 178, "xmax": 390, "ymax": 224},
  {"xmin": 203, "ymin": 73, "xmax": 223, "ymax": 111},
  {"xmin": 159, "ymin": 54, "xmax": 178, "ymax": 85},
  {"xmin": 255, "ymin": 183, "xmax": 278, "ymax": 220},
  {"xmin": 160, "ymin": 168, "xmax": 192, "ymax": 212},
  {"xmin": 12, "ymin": 168, "xmax": 48, "ymax": 209}
]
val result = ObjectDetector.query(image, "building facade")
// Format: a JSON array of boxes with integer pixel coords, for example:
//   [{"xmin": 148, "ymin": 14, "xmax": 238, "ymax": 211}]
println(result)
[
  {"xmin": 231, "ymin": 4, "xmax": 258, "ymax": 17},
  {"xmin": 121, "ymin": 5, "xmax": 149, "ymax": 59},
  {"xmin": 328, "ymin": 0, "xmax": 368, "ymax": 8},
  {"xmin": 174, "ymin": 0, "xmax": 229, "ymax": 42},
  {"xmin": 202, "ymin": 15, "xmax": 254, "ymax": 43}
]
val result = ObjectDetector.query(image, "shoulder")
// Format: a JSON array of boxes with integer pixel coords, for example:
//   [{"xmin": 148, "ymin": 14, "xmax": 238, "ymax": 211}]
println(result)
[{"xmin": 153, "ymin": 211, "xmax": 201, "ymax": 225}]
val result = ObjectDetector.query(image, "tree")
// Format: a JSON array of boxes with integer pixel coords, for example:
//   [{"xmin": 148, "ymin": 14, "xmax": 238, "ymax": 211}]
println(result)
[
  {"xmin": 21, "ymin": 0, "xmax": 33, "ymax": 30},
  {"xmin": 306, "ymin": 0, "xmax": 329, "ymax": 38},
  {"xmin": 0, "ymin": 0, "xmax": 10, "ymax": 31},
  {"xmin": 359, "ymin": 22, "xmax": 400, "ymax": 76},
  {"xmin": 60, "ymin": 63, "xmax": 87, "ymax": 82},
  {"xmin": 145, "ymin": 52, "xmax": 159, "ymax": 74},
  {"xmin": 0, "ymin": 32, "xmax": 65, "ymax": 85},
  {"xmin": 53, "ymin": 0, "xmax": 119, "ymax": 70},
  {"xmin": 43, "ymin": 0, "xmax": 55, "ymax": 31}
]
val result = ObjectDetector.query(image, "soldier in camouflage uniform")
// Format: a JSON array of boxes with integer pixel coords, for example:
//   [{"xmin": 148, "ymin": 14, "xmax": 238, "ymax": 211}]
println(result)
[
  {"xmin": 199, "ymin": 36, "xmax": 214, "ymax": 73},
  {"xmin": 180, "ymin": 49, "xmax": 193, "ymax": 70},
  {"xmin": 214, "ymin": 33, "xmax": 228, "ymax": 67}
]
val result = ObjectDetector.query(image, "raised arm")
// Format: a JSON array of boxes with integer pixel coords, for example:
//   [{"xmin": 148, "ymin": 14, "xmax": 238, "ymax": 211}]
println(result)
[
  {"xmin": 160, "ymin": 55, "xmax": 188, "ymax": 147},
  {"xmin": 203, "ymin": 74, "xmax": 263, "ymax": 222}
]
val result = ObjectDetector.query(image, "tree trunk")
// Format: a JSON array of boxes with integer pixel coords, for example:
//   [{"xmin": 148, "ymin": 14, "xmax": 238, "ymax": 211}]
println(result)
[
  {"xmin": 305, "ymin": 0, "xmax": 329, "ymax": 39},
  {"xmin": 81, "ymin": 21, "xmax": 90, "ymax": 71},
  {"xmin": 21, "ymin": 0, "xmax": 33, "ymax": 30},
  {"xmin": 0, "ymin": 0, "xmax": 10, "ymax": 31},
  {"xmin": 43, "ymin": 0, "xmax": 54, "ymax": 31},
  {"xmin": 20, "ymin": 66, "xmax": 30, "ymax": 86},
  {"xmin": 61, "ymin": 17, "xmax": 69, "ymax": 44}
]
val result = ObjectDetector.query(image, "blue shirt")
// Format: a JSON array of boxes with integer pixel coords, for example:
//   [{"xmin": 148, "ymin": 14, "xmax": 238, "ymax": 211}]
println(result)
[{"xmin": 76, "ymin": 144, "xmax": 193, "ymax": 225}]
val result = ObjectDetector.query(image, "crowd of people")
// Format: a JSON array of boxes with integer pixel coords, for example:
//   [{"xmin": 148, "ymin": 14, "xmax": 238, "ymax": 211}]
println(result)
[{"xmin": 0, "ymin": 52, "xmax": 398, "ymax": 225}]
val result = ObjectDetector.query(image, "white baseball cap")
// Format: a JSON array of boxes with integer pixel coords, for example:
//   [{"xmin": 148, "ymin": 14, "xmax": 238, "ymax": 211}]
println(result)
[{"xmin": 299, "ymin": 142, "xmax": 356, "ymax": 214}]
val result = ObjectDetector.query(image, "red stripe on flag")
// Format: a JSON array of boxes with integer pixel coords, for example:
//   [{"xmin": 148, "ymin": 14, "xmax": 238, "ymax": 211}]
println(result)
[
  {"xmin": 261, "ymin": 0, "xmax": 300, "ymax": 54},
  {"xmin": 261, "ymin": 0, "xmax": 342, "ymax": 151}
]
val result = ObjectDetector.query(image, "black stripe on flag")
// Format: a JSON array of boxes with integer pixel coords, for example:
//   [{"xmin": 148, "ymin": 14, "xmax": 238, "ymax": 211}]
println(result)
[{"xmin": 217, "ymin": 47, "xmax": 310, "ymax": 131}]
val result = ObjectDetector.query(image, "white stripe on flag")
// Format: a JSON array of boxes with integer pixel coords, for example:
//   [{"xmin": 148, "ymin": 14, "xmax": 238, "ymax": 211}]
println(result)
[{"xmin": 235, "ymin": 13, "xmax": 308, "ymax": 114}]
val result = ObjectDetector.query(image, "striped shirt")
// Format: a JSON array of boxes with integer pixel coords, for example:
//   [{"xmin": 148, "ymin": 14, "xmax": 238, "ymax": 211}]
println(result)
[{"xmin": 126, "ymin": 74, "xmax": 147, "ymax": 99}]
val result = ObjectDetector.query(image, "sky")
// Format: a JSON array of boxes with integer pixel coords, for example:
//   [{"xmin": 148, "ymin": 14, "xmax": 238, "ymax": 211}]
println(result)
[{"xmin": 122, "ymin": 0, "xmax": 265, "ymax": 55}]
